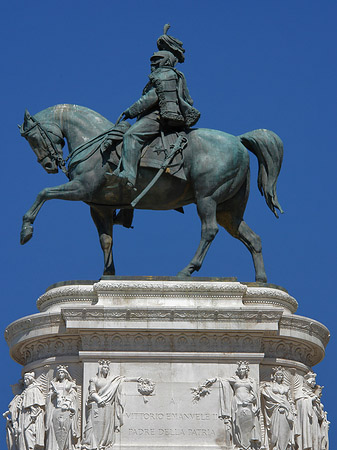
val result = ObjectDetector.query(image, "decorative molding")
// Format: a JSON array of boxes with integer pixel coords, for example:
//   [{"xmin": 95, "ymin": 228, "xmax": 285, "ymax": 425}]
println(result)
[
  {"xmin": 61, "ymin": 307, "xmax": 282, "ymax": 323},
  {"xmin": 262, "ymin": 338, "xmax": 320, "ymax": 366},
  {"xmin": 5, "ymin": 313, "xmax": 62, "ymax": 345},
  {"xmin": 37, "ymin": 284, "xmax": 97, "ymax": 312},
  {"xmin": 79, "ymin": 332, "xmax": 263, "ymax": 353},
  {"xmin": 243, "ymin": 286, "xmax": 298, "ymax": 313},
  {"xmin": 18, "ymin": 336, "xmax": 82, "ymax": 365},
  {"xmin": 35, "ymin": 281, "xmax": 300, "ymax": 313},
  {"xmin": 78, "ymin": 351, "xmax": 265, "ymax": 363},
  {"xmin": 14, "ymin": 332, "xmax": 322, "ymax": 367},
  {"xmin": 280, "ymin": 315, "xmax": 330, "ymax": 347},
  {"xmin": 93, "ymin": 280, "xmax": 248, "ymax": 298}
]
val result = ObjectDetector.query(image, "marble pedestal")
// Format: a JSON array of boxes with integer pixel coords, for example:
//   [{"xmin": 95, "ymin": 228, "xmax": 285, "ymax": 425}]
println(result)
[{"xmin": 5, "ymin": 278, "xmax": 330, "ymax": 450}]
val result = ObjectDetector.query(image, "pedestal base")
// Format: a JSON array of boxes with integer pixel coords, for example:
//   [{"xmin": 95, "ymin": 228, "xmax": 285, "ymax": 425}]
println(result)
[{"xmin": 5, "ymin": 278, "xmax": 330, "ymax": 449}]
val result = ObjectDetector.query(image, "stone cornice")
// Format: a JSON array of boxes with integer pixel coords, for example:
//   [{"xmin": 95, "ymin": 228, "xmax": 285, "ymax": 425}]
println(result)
[
  {"xmin": 5, "ymin": 280, "xmax": 329, "ymax": 369},
  {"xmin": 280, "ymin": 314, "xmax": 330, "ymax": 347},
  {"xmin": 243, "ymin": 286, "xmax": 298, "ymax": 313},
  {"xmin": 37, "ymin": 284, "xmax": 97, "ymax": 312},
  {"xmin": 5, "ymin": 312, "xmax": 63, "ymax": 346},
  {"xmin": 35, "ymin": 280, "xmax": 298, "ymax": 313}
]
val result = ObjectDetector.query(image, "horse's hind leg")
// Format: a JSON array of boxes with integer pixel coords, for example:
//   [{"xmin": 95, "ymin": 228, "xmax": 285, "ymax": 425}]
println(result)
[
  {"xmin": 90, "ymin": 206, "xmax": 115, "ymax": 275},
  {"xmin": 216, "ymin": 208, "xmax": 267, "ymax": 282},
  {"xmin": 177, "ymin": 197, "xmax": 219, "ymax": 277}
]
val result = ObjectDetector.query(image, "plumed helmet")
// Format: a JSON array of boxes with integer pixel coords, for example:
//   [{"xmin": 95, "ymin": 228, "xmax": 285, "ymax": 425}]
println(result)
[
  {"xmin": 150, "ymin": 50, "xmax": 177, "ymax": 67},
  {"xmin": 157, "ymin": 24, "xmax": 185, "ymax": 63}
]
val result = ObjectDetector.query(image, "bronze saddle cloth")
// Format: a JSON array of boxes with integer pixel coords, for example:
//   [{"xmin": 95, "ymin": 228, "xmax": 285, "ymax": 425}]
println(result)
[{"xmin": 107, "ymin": 122, "xmax": 187, "ymax": 181}]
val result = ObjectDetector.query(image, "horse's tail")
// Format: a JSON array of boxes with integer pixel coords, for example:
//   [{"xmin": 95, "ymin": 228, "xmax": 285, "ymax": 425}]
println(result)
[{"xmin": 239, "ymin": 129, "xmax": 284, "ymax": 218}]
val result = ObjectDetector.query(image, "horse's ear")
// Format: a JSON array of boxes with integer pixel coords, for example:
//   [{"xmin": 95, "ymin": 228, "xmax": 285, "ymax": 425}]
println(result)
[{"xmin": 22, "ymin": 109, "xmax": 34, "ymax": 133}]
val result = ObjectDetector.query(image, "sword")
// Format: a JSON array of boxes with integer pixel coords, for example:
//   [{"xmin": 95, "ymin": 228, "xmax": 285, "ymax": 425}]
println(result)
[{"xmin": 131, "ymin": 134, "xmax": 187, "ymax": 208}]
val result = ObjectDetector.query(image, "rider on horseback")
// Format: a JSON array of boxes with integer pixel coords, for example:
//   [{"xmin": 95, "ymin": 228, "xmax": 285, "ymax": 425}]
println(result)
[{"xmin": 113, "ymin": 24, "xmax": 200, "ymax": 189}]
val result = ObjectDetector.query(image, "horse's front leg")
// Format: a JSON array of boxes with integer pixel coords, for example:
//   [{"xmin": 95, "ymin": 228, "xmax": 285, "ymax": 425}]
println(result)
[{"xmin": 20, "ymin": 180, "xmax": 86, "ymax": 244}]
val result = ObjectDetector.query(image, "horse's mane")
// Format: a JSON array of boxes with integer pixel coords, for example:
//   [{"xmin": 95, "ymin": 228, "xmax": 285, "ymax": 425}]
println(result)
[{"xmin": 34, "ymin": 104, "xmax": 114, "ymax": 129}]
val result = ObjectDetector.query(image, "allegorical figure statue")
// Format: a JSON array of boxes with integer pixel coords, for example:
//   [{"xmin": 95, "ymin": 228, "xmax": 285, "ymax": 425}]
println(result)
[
  {"xmin": 315, "ymin": 385, "xmax": 329, "ymax": 450},
  {"xmin": 113, "ymin": 24, "xmax": 200, "ymax": 188},
  {"xmin": 3, "ymin": 380, "xmax": 24, "ymax": 450},
  {"xmin": 81, "ymin": 360, "xmax": 140, "ymax": 450},
  {"xmin": 320, "ymin": 411, "xmax": 330, "ymax": 450},
  {"xmin": 261, "ymin": 367, "xmax": 295, "ymax": 450},
  {"xmin": 218, "ymin": 362, "xmax": 261, "ymax": 449},
  {"xmin": 294, "ymin": 371, "xmax": 324, "ymax": 450},
  {"xmin": 45, "ymin": 365, "xmax": 79, "ymax": 450},
  {"xmin": 16, "ymin": 372, "xmax": 45, "ymax": 450}
]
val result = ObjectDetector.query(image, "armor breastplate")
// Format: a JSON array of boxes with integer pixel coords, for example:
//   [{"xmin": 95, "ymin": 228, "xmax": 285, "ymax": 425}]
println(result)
[{"xmin": 149, "ymin": 68, "xmax": 185, "ymax": 127}]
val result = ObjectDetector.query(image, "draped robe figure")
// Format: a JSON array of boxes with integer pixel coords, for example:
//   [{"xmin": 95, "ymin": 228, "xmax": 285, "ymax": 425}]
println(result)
[
  {"xmin": 45, "ymin": 366, "xmax": 79, "ymax": 450},
  {"xmin": 320, "ymin": 410, "xmax": 330, "ymax": 449},
  {"xmin": 4, "ymin": 382, "xmax": 23, "ymax": 450},
  {"xmin": 17, "ymin": 373, "xmax": 45, "ymax": 450},
  {"xmin": 294, "ymin": 372, "xmax": 323, "ymax": 450},
  {"xmin": 261, "ymin": 368, "xmax": 295, "ymax": 450},
  {"xmin": 81, "ymin": 362, "xmax": 125, "ymax": 450},
  {"xmin": 219, "ymin": 363, "xmax": 261, "ymax": 450}
]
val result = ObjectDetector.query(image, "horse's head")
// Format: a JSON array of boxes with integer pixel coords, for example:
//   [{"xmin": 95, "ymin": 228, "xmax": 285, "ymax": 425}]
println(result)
[{"xmin": 19, "ymin": 109, "xmax": 65, "ymax": 174}]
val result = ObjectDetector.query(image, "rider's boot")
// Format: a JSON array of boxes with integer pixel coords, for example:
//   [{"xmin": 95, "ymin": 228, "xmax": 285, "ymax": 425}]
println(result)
[
  {"xmin": 114, "ymin": 170, "xmax": 137, "ymax": 191},
  {"xmin": 113, "ymin": 142, "xmax": 139, "ymax": 190}
]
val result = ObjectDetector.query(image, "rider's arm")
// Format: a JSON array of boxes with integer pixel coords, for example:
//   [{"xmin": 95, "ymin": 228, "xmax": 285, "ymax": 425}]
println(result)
[{"xmin": 125, "ymin": 88, "xmax": 158, "ymax": 119}]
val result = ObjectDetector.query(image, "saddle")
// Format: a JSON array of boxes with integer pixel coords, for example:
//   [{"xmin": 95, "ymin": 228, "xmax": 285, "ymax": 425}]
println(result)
[
  {"xmin": 140, "ymin": 131, "xmax": 187, "ymax": 181},
  {"xmin": 105, "ymin": 122, "xmax": 188, "ymax": 181}
]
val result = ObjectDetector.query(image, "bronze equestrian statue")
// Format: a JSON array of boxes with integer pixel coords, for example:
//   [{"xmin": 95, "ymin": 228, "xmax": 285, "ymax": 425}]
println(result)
[{"xmin": 19, "ymin": 26, "xmax": 283, "ymax": 281}]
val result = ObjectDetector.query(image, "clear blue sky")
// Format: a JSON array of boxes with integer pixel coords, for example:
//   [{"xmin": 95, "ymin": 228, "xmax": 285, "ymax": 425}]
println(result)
[{"xmin": 1, "ymin": 0, "xmax": 336, "ymax": 443}]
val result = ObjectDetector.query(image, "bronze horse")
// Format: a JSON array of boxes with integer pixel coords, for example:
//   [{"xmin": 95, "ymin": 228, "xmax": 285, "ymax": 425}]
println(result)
[{"xmin": 19, "ymin": 104, "xmax": 283, "ymax": 281}]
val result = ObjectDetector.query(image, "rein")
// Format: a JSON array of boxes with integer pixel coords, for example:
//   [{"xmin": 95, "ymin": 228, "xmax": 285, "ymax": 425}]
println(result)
[{"xmin": 66, "ymin": 127, "xmax": 116, "ymax": 172}]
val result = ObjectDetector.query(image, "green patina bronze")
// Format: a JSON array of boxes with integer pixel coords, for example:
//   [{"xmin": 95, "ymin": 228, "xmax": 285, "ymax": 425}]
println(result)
[{"xmin": 19, "ymin": 25, "xmax": 283, "ymax": 281}]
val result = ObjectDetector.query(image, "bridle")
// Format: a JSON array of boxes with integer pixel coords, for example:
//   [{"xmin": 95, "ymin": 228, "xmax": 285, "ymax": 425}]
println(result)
[
  {"xmin": 21, "ymin": 113, "xmax": 127, "ymax": 176},
  {"xmin": 21, "ymin": 115, "xmax": 68, "ymax": 175}
]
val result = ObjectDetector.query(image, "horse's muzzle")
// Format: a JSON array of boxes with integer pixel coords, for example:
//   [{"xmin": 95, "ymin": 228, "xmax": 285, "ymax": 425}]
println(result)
[{"xmin": 41, "ymin": 157, "xmax": 58, "ymax": 174}]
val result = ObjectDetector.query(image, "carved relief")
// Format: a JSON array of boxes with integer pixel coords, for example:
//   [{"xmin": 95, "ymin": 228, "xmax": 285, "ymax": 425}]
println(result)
[
  {"xmin": 81, "ymin": 360, "xmax": 152, "ymax": 450},
  {"xmin": 260, "ymin": 367, "xmax": 295, "ymax": 449},
  {"xmin": 45, "ymin": 365, "xmax": 80, "ymax": 450},
  {"xmin": 218, "ymin": 362, "xmax": 261, "ymax": 449},
  {"xmin": 14, "ymin": 331, "xmax": 322, "ymax": 368},
  {"xmin": 137, "ymin": 378, "xmax": 155, "ymax": 397},
  {"xmin": 294, "ymin": 372, "xmax": 329, "ymax": 450},
  {"xmin": 19, "ymin": 337, "xmax": 81, "ymax": 365},
  {"xmin": 80, "ymin": 332, "xmax": 262, "ymax": 354},
  {"xmin": 190, "ymin": 380, "xmax": 214, "ymax": 403},
  {"xmin": 4, "ymin": 372, "xmax": 48, "ymax": 450},
  {"xmin": 194, "ymin": 362, "xmax": 261, "ymax": 449},
  {"xmin": 261, "ymin": 338, "xmax": 319, "ymax": 366},
  {"xmin": 3, "ymin": 380, "xmax": 24, "ymax": 450}
]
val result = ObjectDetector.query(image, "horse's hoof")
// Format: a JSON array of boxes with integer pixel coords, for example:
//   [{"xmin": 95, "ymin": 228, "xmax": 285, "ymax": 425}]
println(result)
[
  {"xmin": 176, "ymin": 270, "xmax": 191, "ymax": 278},
  {"xmin": 255, "ymin": 276, "xmax": 267, "ymax": 283},
  {"xmin": 103, "ymin": 269, "xmax": 116, "ymax": 276},
  {"xmin": 20, "ymin": 225, "xmax": 33, "ymax": 245}
]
